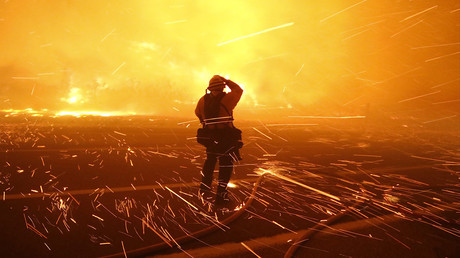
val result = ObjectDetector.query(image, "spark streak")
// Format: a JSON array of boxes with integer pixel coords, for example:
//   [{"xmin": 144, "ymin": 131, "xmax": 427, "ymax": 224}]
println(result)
[
  {"xmin": 385, "ymin": 232, "xmax": 411, "ymax": 249},
  {"xmin": 431, "ymin": 78, "xmax": 460, "ymax": 89},
  {"xmin": 26, "ymin": 223, "xmax": 48, "ymax": 239},
  {"xmin": 121, "ymin": 241, "xmax": 127, "ymax": 258},
  {"xmin": 258, "ymin": 168, "xmax": 340, "ymax": 201},
  {"xmin": 375, "ymin": 67, "xmax": 422, "ymax": 84},
  {"xmin": 217, "ymin": 22, "xmax": 294, "ymax": 46},
  {"xmin": 240, "ymin": 242, "xmax": 261, "ymax": 258},
  {"xmin": 101, "ymin": 28, "xmax": 116, "ymax": 42},
  {"xmin": 320, "ymin": 0, "xmax": 368, "ymax": 23},
  {"xmin": 92, "ymin": 214, "xmax": 104, "ymax": 221},
  {"xmin": 295, "ymin": 64, "xmax": 304, "ymax": 76},
  {"xmin": 391, "ymin": 20, "xmax": 423, "ymax": 38},
  {"xmin": 400, "ymin": 5, "xmax": 438, "ymax": 22},
  {"xmin": 142, "ymin": 219, "xmax": 173, "ymax": 246},
  {"xmin": 288, "ymin": 116, "xmax": 365, "ymax": 119},
  {"xmin": 422, "ymin": 115, "xmax": 457, "ymax": 124},
  {"xmin": 165, "ymin": 186, "xmax": 199, "ymax": 211},
  {"xmin": 11, "ymin": 77, "xmax": 39, "ymax": 80},
  {"xmin": 432, "ymin": 99, "xmax": 460, "ymax": 105},
  {"xmin": 411, "ymin": 42, "xmax": 460, "ymax": 49},
  {"xmin": 252, "ymin": 127, "xmax": 272, "ymax": 140},
  {"xmin": 425, "ymin": 51, "xmax": 460, "ymax": 62},
  {"xmin": 112, "ymin": 62, "xmax": 126, "ymax": 75},
  {"xmin": 265, "ymin": 124, "xmax": 318, "ymax": 127},
  {"xmin": 398, "ymin": 91, "xmax": 441, "ymax": 103},
  {"xmin": 342, "ymin": 28, "xmax": 370, "ymax": 41}
]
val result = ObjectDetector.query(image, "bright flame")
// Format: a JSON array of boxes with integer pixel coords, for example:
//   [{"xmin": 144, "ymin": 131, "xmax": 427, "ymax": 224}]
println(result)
[
  {"xmin": 1, "ymin": 108, "xmax": 136, "ymax": 118},
  {"xmin": 1, "ymin": 108, "xmax": 48, "ymax": 117},
  {"xmin": 227, "ymin": 182, "xmax": 237, "ymax": 188},
  {"xmin": 63, "ymin": 88, "xmax": 84, "ymax": 104},
  {"xmin": 54, "ymin": 111, "xmax": 136, "ymax": 117}
]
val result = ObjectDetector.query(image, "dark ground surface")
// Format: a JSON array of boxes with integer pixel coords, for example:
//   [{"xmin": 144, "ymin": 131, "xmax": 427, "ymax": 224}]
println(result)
[{"xmin": 0, "ymin": 113, "xmax": 459, "ymax": 257}]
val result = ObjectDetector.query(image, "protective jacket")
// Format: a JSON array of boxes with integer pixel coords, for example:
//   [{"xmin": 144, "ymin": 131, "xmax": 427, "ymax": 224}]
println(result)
[{"xmin": 195, "ymin": 79, "xmax": 243, "ymax": 128}]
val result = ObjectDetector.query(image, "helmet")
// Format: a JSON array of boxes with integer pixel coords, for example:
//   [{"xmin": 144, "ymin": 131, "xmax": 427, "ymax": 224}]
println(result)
[{"xmin": 207, "ymin": 75, "xmax": 225, "ymax": 91}]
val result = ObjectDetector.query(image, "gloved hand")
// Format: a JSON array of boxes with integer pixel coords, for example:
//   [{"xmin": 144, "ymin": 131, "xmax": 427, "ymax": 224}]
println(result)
[{"xmin": 216, "ymin": 75, "xmax": 227, "ymax": 82}]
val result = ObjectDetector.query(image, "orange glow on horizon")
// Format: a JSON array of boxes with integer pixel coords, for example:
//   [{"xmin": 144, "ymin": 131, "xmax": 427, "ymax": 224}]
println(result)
[
  {"xmin": 54, "ymin": 111, "xmax": 136, "ymax": 117},
  {"xmin": 1, "ymin": 108, "xmax": 137, "ymax": 118}
]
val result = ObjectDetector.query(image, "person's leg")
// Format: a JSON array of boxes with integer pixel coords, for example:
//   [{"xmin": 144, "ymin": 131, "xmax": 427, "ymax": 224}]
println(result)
[
  {"xmin": 200, "ymin": 153, "xmax": 217, "ymax": 192},
  {"xmin": 216, "ymin": 154, "xmax": 233, "ymax": 202}
]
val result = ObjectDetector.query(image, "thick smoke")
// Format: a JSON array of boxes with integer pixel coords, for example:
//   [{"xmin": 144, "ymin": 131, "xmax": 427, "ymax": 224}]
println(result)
[{"xmin": 0, "ymin": 0, "xmax": 459, "ymax": 119}]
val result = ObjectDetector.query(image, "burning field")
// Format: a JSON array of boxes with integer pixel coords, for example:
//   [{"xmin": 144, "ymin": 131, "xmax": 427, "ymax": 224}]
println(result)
[
  {"xmin": 1, "ymin": 0, "xmax": 459, "ymax": 257},
  {"xmin": 0, "ymin": 111, "xmax": 459, "ymax": 257}
]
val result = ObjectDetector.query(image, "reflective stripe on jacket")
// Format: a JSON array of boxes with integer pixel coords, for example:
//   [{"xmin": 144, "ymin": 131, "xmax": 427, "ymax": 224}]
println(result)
[{"xmin": 195, "ymin": 79, "xmax": 243, "ymax": 128}]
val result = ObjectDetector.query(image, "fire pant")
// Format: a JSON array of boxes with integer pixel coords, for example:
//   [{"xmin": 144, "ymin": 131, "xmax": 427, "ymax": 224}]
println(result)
[{"xmin": 200, "ymin": 153, "xmax": 233, "ymax": 196}]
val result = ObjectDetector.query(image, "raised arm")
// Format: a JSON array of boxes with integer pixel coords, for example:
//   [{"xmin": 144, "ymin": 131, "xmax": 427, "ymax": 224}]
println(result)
[{"xmin": 223, "ymin": 78, "xmax": 243, "ymax": 110}]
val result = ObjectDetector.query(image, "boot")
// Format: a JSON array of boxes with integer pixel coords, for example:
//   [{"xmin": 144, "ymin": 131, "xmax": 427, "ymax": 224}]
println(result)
[
  {"xmin": 199, "ymin": 185, "xmax": 213, "ymax": 201},
  {"xmin": 215, "ymin": 190, "xmax": 230, "ymax": 206}
]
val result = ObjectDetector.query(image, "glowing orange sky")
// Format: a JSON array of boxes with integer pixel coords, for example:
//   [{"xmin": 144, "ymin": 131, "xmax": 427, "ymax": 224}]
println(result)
[{"xmin": 0, "ymin": 0, "xmax": 459, "ymax": 119}]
